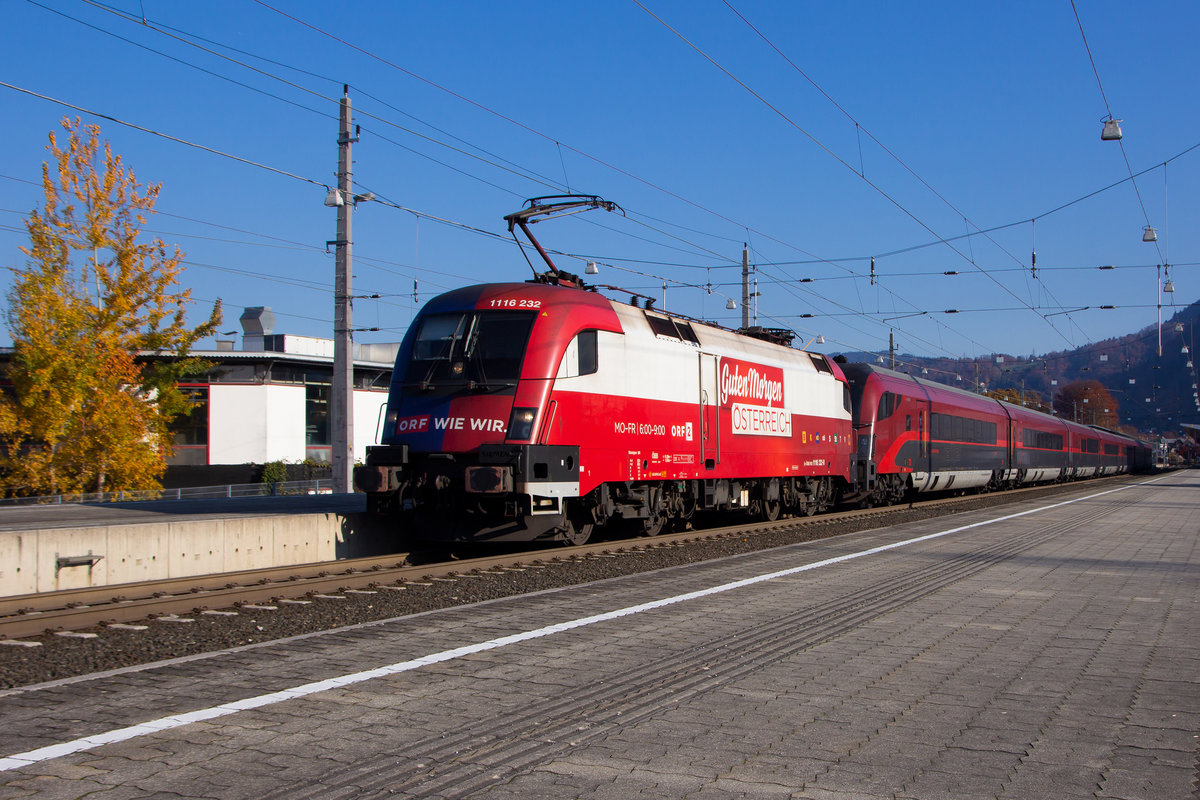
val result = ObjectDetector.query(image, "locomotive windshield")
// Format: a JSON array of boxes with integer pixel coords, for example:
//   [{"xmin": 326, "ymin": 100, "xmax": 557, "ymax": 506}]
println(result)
[{"xmin": 406, "ymin": 310, "xmax": 536, "ymax": 390}]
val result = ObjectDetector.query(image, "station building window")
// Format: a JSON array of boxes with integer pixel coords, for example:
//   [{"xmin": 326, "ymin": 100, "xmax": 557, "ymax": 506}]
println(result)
[
  {"xmin": 168, "ymin": 386, "xmax": 208, "ymax": 465},
  {"xmin": 306, "ymin": 380, "xmax": 331, "ymax": 462},
  {"xmin": 208, "ymin": 363, "xmax": 267, "ymax": 383}
]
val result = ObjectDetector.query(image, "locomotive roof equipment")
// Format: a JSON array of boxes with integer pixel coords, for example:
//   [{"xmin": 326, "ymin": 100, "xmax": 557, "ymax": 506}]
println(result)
[{"xmin": 503, "ymin": 195, "xmax": 624, "ymax": 288}]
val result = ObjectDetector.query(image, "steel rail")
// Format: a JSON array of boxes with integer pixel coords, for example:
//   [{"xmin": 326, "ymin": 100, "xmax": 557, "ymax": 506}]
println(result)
[
  {"xmin": 0, "ymin": 553, "xmax": 418, "ymax": 619},
  {"xmin": 0, "ymin": 476, "xmax": 1138, "ymax": 641}
]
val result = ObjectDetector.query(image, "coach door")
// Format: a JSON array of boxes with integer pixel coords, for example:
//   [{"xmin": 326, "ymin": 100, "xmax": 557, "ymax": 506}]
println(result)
[
  {"xmin": 913, "ymin": 381, "xmax": 933, "ymax": 477},
  {"xmin": 699, "ymin": 353, "xmax": 720, "ymax": 469},
  {"xmin": 1007, "ymin": 418, "xmax": 1016, "ymax": 471}
]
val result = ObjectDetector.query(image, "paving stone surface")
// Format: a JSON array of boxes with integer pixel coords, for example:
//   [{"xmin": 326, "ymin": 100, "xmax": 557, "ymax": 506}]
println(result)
[{"xmin": 1, "ymin": 472, "xmax": 1197, "ymax": 799}]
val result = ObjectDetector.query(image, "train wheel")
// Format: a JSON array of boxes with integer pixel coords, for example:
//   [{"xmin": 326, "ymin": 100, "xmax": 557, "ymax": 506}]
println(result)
[
  {"xmin": 641, "ymin": 487, "xmax": 668, "ymax": 536},
  {"xmin": 559, "ymin": 502, "xmax": 594, "ymax": 546},
  {"xmin": 642, "ymin": 508, "xmax": 667, "ymax": 536},
  {"xmin": 759, "ymin": 478, "xmax": 782, "ymax": 521},
  {"xmin": 560, "ymin": 518, "xmax": 593, "ymax": 546},
  {"xmin": 763, "ymin": 498, "xmax": 781, "ymax": 521},
  {"xmin": 817, "ymin": 477, "xmax": 837, "ymax": 513},
  {"xmin": 793, "ymin": 490, "xmax": 815, "ymax": 516},
  {"xmin": 882, "ymin": 475, "xmax": 904, "ymax": 505}
]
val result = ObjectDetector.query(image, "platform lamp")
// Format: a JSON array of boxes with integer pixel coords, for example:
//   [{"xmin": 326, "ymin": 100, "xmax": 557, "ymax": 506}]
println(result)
[{"xmin": 1101, "ymin": 115, "xmax": 1123, "ymax": 141}]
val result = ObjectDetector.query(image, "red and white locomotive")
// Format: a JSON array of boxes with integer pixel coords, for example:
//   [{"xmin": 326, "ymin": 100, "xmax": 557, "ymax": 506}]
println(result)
[{"xmin": 355, "ymin": 280, "xmax": 854, "ymax": 543}]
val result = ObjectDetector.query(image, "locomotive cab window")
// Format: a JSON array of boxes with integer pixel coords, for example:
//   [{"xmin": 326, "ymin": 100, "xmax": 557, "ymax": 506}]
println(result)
[
  {"xmin": 407, "ymin": 310, "xmax": 536, "ymax": 390},
  {"xmin": 556, "ymin": 329, "xmax": 598, "ymax": 379}
]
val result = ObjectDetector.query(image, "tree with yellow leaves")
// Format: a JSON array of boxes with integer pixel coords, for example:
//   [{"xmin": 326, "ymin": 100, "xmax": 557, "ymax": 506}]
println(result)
[
  {"xmin": 983, "ymin": 387, "xmax": 1052, "ymax": 415},
  {"xmin": 0, "ymin": 119, "xmax": 221, "ymax": 496},
  {"xmin": 1053, "ymin": 380, "xmax": 1119, "ymax": 427}
]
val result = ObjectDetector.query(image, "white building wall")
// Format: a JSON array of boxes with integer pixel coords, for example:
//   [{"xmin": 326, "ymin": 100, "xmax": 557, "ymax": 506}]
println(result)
[
  {"xmin": 206, "ymin": 383, "xmax": 389, "ymax": 465},
  {"xmin": 354, "ymin": 389, "xmax": 390, "ymax": 462},
  {"xmin": 208, "ymin": 384, "xmax": 306, "ymax": 463}
]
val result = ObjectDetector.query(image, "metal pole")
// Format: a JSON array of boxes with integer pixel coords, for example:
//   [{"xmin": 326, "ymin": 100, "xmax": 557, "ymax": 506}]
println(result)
[
  {"xmin": 752, "ymin": 274, "xmax": 758, "ymax": 327},
  {"xmin": 332, "ymin": 87, "xmax": 356, "ymax": 494},
  {"xmin": 741, "ymin": 246, "xmax": 750, "ymax": 329},
  {"xmin": 1157, "ymin": 264, "xmax": 1163, "ymax": 357}
]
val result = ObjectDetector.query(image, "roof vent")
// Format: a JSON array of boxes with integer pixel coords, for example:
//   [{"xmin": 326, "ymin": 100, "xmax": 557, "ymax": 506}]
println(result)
[
  {"xmin": 240, "ymin": 306, "xmax": 276, "ymax": 351},
  {"xmin": 240, "ymin": 306, "xmax": 276, "ymax": 335}
]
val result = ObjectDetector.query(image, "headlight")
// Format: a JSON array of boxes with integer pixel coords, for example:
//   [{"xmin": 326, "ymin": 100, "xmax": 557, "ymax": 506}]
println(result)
[{"xmin": 506, "ymin": 407, "xmax": 538, "ymax": 441}]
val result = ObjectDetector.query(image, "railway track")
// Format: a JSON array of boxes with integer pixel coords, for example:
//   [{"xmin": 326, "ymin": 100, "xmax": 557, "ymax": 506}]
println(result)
[{"xmin": 0, "ymin": 476, "xmax": 1138, "ymax": 641}]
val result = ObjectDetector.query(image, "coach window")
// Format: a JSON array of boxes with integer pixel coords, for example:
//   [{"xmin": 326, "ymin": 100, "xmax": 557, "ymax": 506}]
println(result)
[
  {"xmin": 877, "ymin": 391, "xmax": 898, "ymax": 421},
  {"xmin": 556, "ymin": 330, "xmax": 598, "ymax": 379}
]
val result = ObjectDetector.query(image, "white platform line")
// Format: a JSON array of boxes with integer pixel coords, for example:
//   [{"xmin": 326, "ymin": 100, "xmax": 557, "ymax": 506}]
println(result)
[{"xmin": 0, "ymin": 477, "xmax": 1164, "ymax": 772}]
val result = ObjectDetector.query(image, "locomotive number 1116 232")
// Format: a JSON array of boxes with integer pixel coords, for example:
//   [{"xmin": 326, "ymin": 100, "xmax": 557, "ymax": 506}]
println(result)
[{"xmin": 486, "ymin": 298, "xmax": 542, "ymax": 309}]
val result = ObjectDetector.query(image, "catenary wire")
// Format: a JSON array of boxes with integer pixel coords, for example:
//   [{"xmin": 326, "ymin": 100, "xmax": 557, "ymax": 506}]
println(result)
[
  {"xmin": 632, "ymin": 0, "xmax": 1086, "ymax": 350},
  {"xmin": 59, "ymin": 0, "xmax": 737, "ymax": 266},
  {"xmin": 1069, "ymin": 0, "xmax": 1163, "ymax": 264},
  {"xmin": 9, "ymin": 8, "xmax": 1180, "ymax": 359},
  {"xmin": 720, "ymin": 0, "xmax": 1087, "ymax": 338},
  {"xmin": 76, "ymin": 0, "xmax": 1134, "ymax": 355}
]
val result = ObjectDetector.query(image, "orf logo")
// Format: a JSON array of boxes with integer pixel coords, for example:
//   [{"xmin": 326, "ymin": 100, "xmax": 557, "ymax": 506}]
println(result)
[
  {"xmin": 671, "ymin": 422, "xmax": 694, "ymax": 441},
  {"xmin": 718, "ymin": 358, "xmax": 785, "ymax": 407}
]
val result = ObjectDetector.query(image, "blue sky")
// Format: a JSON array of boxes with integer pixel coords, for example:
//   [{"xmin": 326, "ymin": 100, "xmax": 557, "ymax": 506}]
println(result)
[{"xmin": 1, "ymin": 1, "xmax": 1197, "ymax": 362}]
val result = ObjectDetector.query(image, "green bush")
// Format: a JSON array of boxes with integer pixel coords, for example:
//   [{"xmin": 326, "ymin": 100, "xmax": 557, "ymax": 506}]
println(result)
[{"xmin": 260, "ymin": 460, "xmax": 288, "ymax": 484}]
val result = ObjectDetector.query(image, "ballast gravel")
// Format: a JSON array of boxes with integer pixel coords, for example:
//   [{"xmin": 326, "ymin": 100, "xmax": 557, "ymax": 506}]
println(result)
[{"xmin": 0, "ymin": 482, "xmax": 1118, "ymax": 689}]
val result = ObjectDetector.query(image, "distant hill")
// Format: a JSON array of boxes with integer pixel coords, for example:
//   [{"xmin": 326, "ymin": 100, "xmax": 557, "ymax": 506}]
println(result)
[{"xmin": 833, "ymin": 300, "xmax": 1200, "ymax": 436}]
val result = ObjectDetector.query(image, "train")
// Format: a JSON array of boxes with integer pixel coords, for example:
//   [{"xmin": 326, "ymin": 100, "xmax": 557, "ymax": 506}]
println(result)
[{"xmin": 354, "ymin": 280, "xmax": 1153, "ymax": 545}]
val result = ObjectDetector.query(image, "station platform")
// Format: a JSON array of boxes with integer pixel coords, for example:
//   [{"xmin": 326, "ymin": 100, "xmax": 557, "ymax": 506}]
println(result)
[
  {"xmin": 0, "ymin": 495, "xmax": 388, "ymax": 596},
  {"xmin": 0, "ymin": 472, "xmax": 1196, "ymax": 799}
]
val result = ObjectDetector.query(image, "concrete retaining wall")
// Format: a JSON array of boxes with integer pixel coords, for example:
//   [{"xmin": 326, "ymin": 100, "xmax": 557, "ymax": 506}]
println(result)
[{"xmin": 0, "ymin": 511, "xmax": 395, "ymax": 597}]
